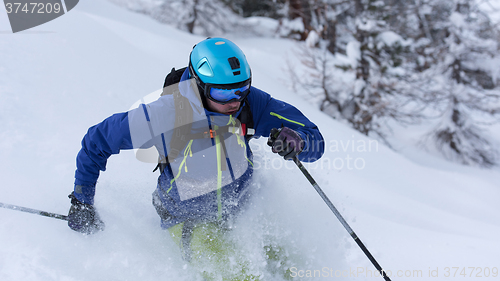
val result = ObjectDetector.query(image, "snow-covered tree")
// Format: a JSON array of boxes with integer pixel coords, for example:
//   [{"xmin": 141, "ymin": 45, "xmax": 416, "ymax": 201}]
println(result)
[
  {"xmin": 275, "ymin": 0, "xmax": 341, "ymax": 53},
  {"xmin": 418, "ymin": 0, "xmax": 500, "ymax": 167},
  {"xmin": 227, "ymin": 0, "xmax": 285, "ymax": 18},
  {"xmin": 330, "ymin": 0, "xmax": 424, "ymax": 139},
  {"xmin": 289, "ymin": 0, "xmax": 426, "ymax": 143},
  {"xmin": 109, "ymin": 0, "xmax": 243, "ymax": 35},
  {"xmin": 155, "ymin": 0, "xmax": 244, "ymax": 34},
  {"xmin": 291, "ymin": 0, "xmax": 500, "ymax": 166}
]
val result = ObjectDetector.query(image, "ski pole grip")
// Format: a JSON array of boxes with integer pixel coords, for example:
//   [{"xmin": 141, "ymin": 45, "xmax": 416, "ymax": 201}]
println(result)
[{"xmin": 267, "ymin": 127, "xmax": 281, "ymax": 146}]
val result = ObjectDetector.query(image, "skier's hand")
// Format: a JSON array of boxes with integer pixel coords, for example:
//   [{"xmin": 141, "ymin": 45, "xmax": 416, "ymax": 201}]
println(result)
[
  {"xmin": 267, "ymin": 127, "xmax": 304, "ymax": 160},
  {"xmin": 67, "ymin": 192, "xmax": 105, "ymax": 234}
]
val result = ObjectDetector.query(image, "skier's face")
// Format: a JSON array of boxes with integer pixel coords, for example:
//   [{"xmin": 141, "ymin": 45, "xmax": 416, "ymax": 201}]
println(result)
[{"xmin": 206, "ymin": 98, "xmax": 241, "ymax": 115}]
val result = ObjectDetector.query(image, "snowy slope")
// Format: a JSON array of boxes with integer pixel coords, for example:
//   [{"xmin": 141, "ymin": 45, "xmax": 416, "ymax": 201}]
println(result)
[{"xmin": 1, "ymin": 1, "xmax": 500, "ymax": 281}]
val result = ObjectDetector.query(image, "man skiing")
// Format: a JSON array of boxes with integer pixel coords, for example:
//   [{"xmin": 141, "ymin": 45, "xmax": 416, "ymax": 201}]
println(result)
[{"xmin": 67, "ymin": 37, "xmax": 324, "ymax": 279}]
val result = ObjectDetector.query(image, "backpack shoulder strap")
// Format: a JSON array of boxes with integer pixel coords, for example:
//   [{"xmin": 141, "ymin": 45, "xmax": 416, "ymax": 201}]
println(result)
[
  {"xmin": 237, "ymin": 98, "xmax": 255, "ymax": 141},
  {"xmin": 154, "ymin": 67, "xmax": 193, "ymax": 174},
  {"xmin": 169, "ymin": 91, "xmax": 193, "ymax": 160}
]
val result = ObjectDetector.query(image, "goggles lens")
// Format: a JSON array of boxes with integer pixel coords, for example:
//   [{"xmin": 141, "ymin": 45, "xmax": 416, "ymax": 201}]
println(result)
[{"xmin": 209, "ymin": 84, "xmax": 250, "ymax": 103}]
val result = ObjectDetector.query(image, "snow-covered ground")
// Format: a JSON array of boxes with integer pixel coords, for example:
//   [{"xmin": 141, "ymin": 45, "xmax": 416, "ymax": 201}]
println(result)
[{"xmin": 1, "ymin": 1, "xmax": 500, "ymax": 280}]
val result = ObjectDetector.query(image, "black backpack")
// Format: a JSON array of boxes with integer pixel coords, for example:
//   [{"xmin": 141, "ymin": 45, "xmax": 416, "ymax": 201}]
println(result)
[{"xmin": 153, "ymin": 67, "xmax": 254, "ymax": 174}]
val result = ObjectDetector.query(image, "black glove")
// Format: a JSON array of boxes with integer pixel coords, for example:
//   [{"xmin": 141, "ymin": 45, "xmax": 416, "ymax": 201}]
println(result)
[
  {"xmin": 67, "ymin": 192, "xmax": 105, "ymax": 234},
  {"xmin": 267, "ymin": 127, "xmax": 304, "ymax": 160}
]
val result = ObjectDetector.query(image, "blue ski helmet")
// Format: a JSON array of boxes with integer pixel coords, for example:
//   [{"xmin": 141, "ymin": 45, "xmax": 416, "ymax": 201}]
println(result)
[{"xmin": 189, "ymin": 38, "xmax": 252, "ymax": 95}]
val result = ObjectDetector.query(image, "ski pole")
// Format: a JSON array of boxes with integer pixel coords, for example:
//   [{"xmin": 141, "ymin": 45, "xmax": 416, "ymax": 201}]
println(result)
[
  {"xmin": 293, "ymin": 156, "xmax": 392, "ymax": 281},
  {"xmin": 0, "ymin": 202, "xmax": 68, "ymax": 221}
]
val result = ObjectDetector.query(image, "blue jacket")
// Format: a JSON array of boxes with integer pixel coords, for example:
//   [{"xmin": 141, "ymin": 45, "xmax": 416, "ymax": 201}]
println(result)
[{"xmin": 74, "ymin": 69, "xmax": 324, "ymax": 228}]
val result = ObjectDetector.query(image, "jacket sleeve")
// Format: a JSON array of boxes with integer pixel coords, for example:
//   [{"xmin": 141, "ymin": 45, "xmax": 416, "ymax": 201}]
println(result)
[
  {"xmin": 248, "ymin": 87, "xmax": 324, "ymax": 162},
  {"xmin": 74, "ymin": 112, "xmax": 133, "ymax": 204}
]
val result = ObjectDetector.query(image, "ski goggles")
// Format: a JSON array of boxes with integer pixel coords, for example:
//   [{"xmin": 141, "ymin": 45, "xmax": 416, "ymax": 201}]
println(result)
[{"xmin": 205, "ymin": 80, "xmax": 251, "ymax": 105}]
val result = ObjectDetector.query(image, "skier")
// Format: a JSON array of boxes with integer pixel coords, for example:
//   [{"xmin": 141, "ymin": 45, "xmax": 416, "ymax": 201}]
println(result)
[{"xmin": 67, "ymin": 37, "xmax": 324, "ymax": 279}]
